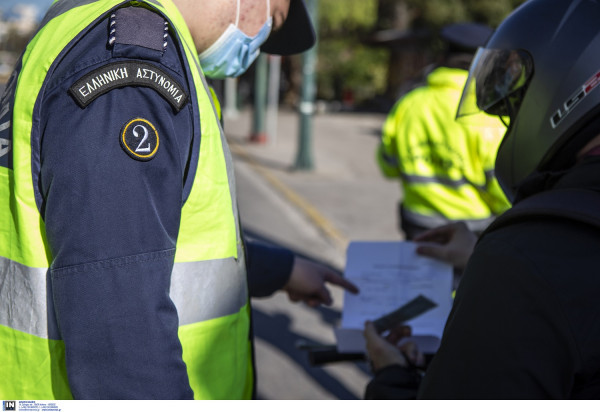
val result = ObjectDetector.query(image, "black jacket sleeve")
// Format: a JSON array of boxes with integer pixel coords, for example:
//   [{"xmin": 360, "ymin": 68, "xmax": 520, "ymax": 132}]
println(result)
[{"xmin": 418, "ymin": 225, "xmax": 581, "ymax": 399}]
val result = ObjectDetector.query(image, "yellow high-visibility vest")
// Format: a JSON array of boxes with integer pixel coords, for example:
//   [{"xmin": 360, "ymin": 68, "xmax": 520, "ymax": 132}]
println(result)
[{"xmin": 0, "ymin": 0, "xmax": 252, "ymax": 399}]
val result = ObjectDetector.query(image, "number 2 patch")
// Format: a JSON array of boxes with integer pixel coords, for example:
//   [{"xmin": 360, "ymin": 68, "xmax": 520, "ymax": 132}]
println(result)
[{"xmin": 120, "ymin": 118, "xmax": 159, "ymax": 161}]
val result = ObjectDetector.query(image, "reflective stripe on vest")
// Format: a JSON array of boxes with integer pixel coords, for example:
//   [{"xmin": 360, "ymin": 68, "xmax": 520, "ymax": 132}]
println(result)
[
  {"xmin": 400, "ymin": 206, "xmax": 497, "ymax": 233},
  {"xmin": 400, "ymin": 173, "xmax": 488, "ymax": 191},
  {"xmin": 0, "ymin": 255, "xmax": 246, "ymax": 338},
  {"xmin": 0, "ymin": 0, "xmax": 252, "ymax": 400}
]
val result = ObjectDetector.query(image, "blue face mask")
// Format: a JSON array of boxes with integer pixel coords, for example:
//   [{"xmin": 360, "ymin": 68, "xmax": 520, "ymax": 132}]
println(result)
[{"xmin": 199, "ymin": 0, "xmax": 273, "ymax": 79}]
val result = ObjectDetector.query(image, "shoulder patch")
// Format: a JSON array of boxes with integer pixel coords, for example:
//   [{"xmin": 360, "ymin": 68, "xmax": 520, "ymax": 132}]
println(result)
[
  {"xmin": 69, "ymin": 61, "xmax": 188, "ymax": 112},
  {"xmin": 110, "ymin": 6, "xmax": 167, "ymax": 52},
  {"xmin": 120, "ymin": 118, "xmax": 159, "ymax": 161}
]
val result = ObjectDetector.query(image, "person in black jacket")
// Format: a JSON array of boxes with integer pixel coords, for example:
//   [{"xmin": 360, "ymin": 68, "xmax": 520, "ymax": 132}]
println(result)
[{"xmin": 364, "ymin": 0, "xmax": 600, "ymax": 399}]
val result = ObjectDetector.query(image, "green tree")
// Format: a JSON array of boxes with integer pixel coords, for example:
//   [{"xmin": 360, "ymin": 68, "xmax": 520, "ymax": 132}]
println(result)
[
  {"xmin": 314, "ymin": 0, "xmax": 527, "ymax": 108},
  {"xmin": 404, "ymin": 0, "xmax": 527, "ymax": 29},
  {"xmin": 316, "ymin": 0, "xmax": 386, "ymax": 105}
]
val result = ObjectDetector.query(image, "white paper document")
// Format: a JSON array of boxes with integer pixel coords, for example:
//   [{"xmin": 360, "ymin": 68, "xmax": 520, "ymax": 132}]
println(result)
[{"xmin": 335, "ymin": 241, "xmax": 453, "ymax": 354}]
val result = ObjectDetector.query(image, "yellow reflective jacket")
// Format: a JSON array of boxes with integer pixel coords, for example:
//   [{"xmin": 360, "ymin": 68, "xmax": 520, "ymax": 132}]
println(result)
[
  {"xmin": 377, "ymin": 66, "xmax": 510, "ymax": 233},
  {"xmin": 0, "ymin": 0, "xmax": 252, "ymax": 399}
]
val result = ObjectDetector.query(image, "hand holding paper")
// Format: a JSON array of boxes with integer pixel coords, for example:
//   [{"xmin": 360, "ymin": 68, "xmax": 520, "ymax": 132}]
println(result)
[
  {"xmin": 364, "ymin": 321, "xmax": 425, "ymax": 371},
  {"xmin": 335, "ymin": 241, "xmax": 453, "ymax": 354}
]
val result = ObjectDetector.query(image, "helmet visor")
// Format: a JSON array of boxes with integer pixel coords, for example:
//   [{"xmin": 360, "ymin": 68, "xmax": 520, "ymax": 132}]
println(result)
[{"xmin": 457, "ymin": 47, "xmax": 533, "ymax": 121}]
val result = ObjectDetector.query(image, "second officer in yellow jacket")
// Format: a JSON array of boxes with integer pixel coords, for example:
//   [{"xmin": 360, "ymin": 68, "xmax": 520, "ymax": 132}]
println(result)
[{"xmin": 377, "ymin": 23, "xmax": 510, "ymax": 239}]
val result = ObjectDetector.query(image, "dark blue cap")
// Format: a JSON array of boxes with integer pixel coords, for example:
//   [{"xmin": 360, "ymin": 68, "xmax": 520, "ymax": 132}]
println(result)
[
  {"xmin": 440, "ymin": 22, "xmax": 494, "ymax": 51},
  {"xmin": 261, "ymin": 0, "xmax": 316, "ymax": 55}
]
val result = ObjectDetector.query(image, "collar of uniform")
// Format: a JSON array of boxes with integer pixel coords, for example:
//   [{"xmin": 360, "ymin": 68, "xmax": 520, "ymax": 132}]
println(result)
[
  {"xmin": 553, "ymin": 156, "xmax": 600, "ymax": 193},
  {"xmin": 514, "ymin": 156, "xmax": 600, "ymax": 203},
  {"xmin": 426, "ymin": 66, "xmax": 469, "ymax": 89}
]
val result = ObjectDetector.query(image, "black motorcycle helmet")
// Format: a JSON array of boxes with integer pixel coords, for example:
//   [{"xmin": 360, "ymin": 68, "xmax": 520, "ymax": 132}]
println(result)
[{"xmin": 457, "ymin": 0, "xmax": 600, "ymax": 201}]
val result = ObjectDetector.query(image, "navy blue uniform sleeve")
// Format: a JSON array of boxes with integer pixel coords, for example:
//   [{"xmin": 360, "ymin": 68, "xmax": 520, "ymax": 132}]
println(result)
[
  {"xmin": 38, "ymin": 28, "xmax": 195, "ymax": 399},
  {"xmin": 246, "ymin": 240, "xmax": 295, "ymax": 297}
]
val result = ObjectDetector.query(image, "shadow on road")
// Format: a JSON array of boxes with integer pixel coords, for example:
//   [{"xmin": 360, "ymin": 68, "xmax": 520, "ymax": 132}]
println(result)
[
  {"xmin": 252, "ymin": 308, "xmax": 368, "ymax": 400},
  {"xmin": 245, "ymin": 229, "xmax": 370, "ymax": 400}
]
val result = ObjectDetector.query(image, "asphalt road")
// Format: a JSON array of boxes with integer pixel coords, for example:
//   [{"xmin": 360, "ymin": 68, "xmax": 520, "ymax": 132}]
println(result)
[{"xmin": 226, "ymin": 108, "xmax": 403, "ymax": 399}]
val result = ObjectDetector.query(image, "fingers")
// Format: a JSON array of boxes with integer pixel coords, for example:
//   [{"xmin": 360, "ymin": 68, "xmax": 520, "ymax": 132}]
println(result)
[
  {"xmin": 364, "ymin": 321, "xmax": 398, "ymax": 353},
  {"xmin": 287, "ymin": 285, "xmax": 332, "ymax": 306},
  {"xmin": 364, "ymin": 320, "xmax": 380, "ymax": 341},
  {"xmin": 314, "ymin": 285, "xmax": 333, "ymax": 306},
  {"xmin": 399, "ymin": 341, "xmax": 425, "ymax": 367},
  {"xmin": 364, "ymin": 321, "xmax": 387, "ymax": 353},
  {"xmin": 284, "ymin": 258, "xmax": 358, "ymax": 307},
  {"xmin": 364, "ymin": 321, "xmax": 408, "ymax": 371},
  {"xmin": 323, "ymin": 271, "xmax": 360, "ymax": 294},
  {"xmin": 306, "ymin": 298, "xmax": 322, "ymax": 307},
  {"xmin": 366, "ymin": 323, "xmax": 423, "ymax": 369},
  {"xmin": 413, "ymin": 223, "xmax": 456, "ymax": 242},
  {"xmin": 386, "ymin": 324, "xmax": 412, "ymax": 344},
  {"xmin": 415, "ymin": 243, "xmax": 450, "ymax": 261},
  {"xmin": 286, "ymin": 292, "xmax": 301, "ymax": 302}
]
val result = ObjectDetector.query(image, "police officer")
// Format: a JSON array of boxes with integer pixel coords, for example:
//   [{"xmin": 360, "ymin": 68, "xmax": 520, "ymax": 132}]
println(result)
[
  {"xmin": 0, "ymin": 0, "xmax": 357, "ymax": 400},
  {"xmin": 366, "ymin": 0, "xmax": 600, "ymax": 399},
  {"xmin": 377, "ymin": 23, "xmax": 510, "ymax": 240}
]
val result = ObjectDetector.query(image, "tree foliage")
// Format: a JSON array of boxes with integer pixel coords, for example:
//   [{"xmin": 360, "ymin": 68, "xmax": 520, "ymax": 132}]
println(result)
[
  {"xmin": 319, "ymin": 0, "xmax": 379, "ymax": 32},
  {"xmin": 316, "ymin": 0, "xmax": 385, "ymax": 104},
  {"xmin": 404, "ymin": 0, "xmax": 527, "ymax": 29},
  {"xmin": 315, "ymin": 0, "xmax": 527, "ymax": 107}
]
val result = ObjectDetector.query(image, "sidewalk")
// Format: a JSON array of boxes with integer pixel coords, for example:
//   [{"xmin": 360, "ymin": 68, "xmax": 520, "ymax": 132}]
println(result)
[
  {"xmin": 225, "ymin": 108, "xmax": 403, "ymax": 267},
  {"xmin": 224, "ymin": 107, "xmax": 404, "ymax": 399}
]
